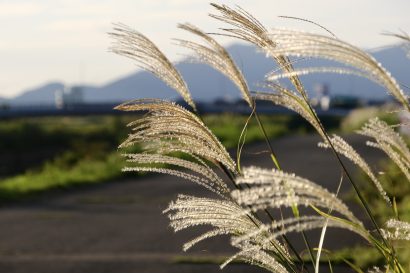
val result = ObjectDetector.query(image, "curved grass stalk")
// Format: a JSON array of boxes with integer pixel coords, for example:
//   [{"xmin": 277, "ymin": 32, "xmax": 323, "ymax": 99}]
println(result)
[
  {"xmin": 277, "ymin": 16, "xmax": 337, "ymax": 38},
  {"xmin": 315, "ymin": 170, "xmax": 344, "ymax": 273},
  {"xmin": 384, "ymin": 31, "xmax": 410, "ymax": 59}
]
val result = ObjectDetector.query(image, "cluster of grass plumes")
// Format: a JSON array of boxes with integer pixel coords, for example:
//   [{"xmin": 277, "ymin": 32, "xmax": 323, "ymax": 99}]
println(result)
[{"xmin": 112, "ymin": 3, "xmax": 410, "ymax": 273}]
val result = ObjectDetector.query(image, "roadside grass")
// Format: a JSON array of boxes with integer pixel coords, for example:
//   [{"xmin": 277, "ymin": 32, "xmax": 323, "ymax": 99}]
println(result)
[
  {"xmin": 340, "ymin": 105, "xmax": 399, "ymax": 133},
  {"xmin": 0, "ymin": 113, "xmax": 337, "ymax": 201},
  {"xmin": 0, "ymin": 153, "xmax": 125, "ymax": 201},
  {"xmin": 331, "ymin": 141, "xmax": 410, "ymax": 269}
]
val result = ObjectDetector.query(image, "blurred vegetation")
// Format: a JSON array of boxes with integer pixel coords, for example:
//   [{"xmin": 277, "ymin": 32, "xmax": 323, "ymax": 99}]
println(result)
[
  {"xmin": 340, "ymin": 105, "xmax": 399, "ymax": 133},
  {"xmin": 334, "ymin": 109, "xmax": 410, "ymax": 270},
  {"xmin": 0, "ymin": 113, "xmax": 341, "ymax": 201}
]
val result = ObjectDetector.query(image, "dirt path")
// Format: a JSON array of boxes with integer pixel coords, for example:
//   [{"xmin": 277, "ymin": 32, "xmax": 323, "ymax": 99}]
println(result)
[{"xmin": 0, "ymin": 134, "xmax": 384, "ymax": 273}]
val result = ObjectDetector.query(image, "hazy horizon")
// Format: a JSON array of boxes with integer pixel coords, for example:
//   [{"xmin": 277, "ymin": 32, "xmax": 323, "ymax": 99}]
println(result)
[{"xmin": 1, "ymin": 0, "xmax": 409, "ymax": 98}]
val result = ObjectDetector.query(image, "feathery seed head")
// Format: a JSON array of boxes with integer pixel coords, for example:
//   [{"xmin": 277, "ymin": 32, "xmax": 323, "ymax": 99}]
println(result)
[
  {"xmin": 359, "ymin": 118, "xmax": 410, "ymax": 184},
  {"xmin": 116, "ymin": 99, "xmax": 236, "ymax": 195},
  {"xmin": 165, "ymin": 194, "xmax": 291, "ymax": 271},
  {"xmin": 381, "ymin": 219, "xmax": 410, "ymax": 241},
  {"xmin": 210, "ymin": 4, "xmax": 307, "ymax": 98},
  {"xmin": 210, "ymin": 3, "xmax": 274, "ymax": 50},
  {"xmin": 265, "ymin": 28, "xmax": 409, "ymax": 110},
  {"xmin": 254, "ymin": 89, "xmax": 325, "ymax": 140},
  {"xmin": 109, "ymin": 24, "xmax": 197, "ymax": 112},
  {"xmin": 233, "ymin": 167, "xmax": 362, "ymax": 225},
  {"xmin": 164, "ymin": 195, "xmax": 260, "ymax": 249},
  {"xmin": 177, "ymin": 23, "xmax": 252, "ymax": 107},
  {"xmin": 319, "ymin": 134, "xmax": 391, "ymax": 205}
]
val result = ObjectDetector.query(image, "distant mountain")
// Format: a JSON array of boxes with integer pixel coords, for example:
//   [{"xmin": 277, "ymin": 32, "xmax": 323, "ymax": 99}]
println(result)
[
  {"xmin": 8, "ymin": 44, "xmax": 410, "ymax": 105},
  {"xmin": 11, "ymin": 82, "xmax": 64, "ymax": 105}
]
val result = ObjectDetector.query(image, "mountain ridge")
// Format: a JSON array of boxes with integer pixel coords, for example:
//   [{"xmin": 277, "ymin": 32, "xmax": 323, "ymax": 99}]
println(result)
[{"xmin": 7, "ymin": 43, "xmax": 410, "ymax": 105}]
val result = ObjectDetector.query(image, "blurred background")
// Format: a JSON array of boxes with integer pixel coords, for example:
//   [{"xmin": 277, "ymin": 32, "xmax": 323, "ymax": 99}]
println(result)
[{"xmin": 1, "ymin": 1, "xmax": 410, "ymax": 272}]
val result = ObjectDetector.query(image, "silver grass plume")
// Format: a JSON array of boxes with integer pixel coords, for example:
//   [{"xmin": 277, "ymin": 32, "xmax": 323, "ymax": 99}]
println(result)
[
  {"xmin": 176, "ymin": 23, "xmax": 253, "ymax": 107},
  {"xmin": 209, "ymin": 3, "xmax": 274, "ymax": 53},
  {"xmin": 221, "ymin": 243, "xmax": 289, "ymax": 273},
  {"xmin": 116, "ymin": 99, "xmax": 236, "ymax": 194},
  {"xmin": 254, "ymin": 89, "xmax": 325, "ymax": 140},
  {"xmin": 232, "ymin": 167, "xmax": 362, "ymax": 225},
  {"xmin": 109, "ymin": 23, "xmax": 197, "ymax": 112},
  {"xmin": 265, "ymin": 28, "xmax": 409, "ymax": 110},
  {"xmin": 232, "ymin": 215, "xmax": 370, "ymax": 249},
  {"xmin": 381, "ymin": 219, "xmax": 410, "ymax": 241},
  {"xmin": 123, "ymin": 154, "xmax": 228, "ymax": 196},
  {"xmin": 266, "ymin": 66, "xmax": 372, "ymax": 83},
  {"xmin": 318, "ymin": 134, "xmax": 391, "ymax": 205},
  {"xmin": 164, "ymin": 195, "xmax": 260, "ymax": 250},
  {"xmin": 164, "ymin": 195, "xmax": 290, "ymax": 272},
  {"xmin": 359, "ymin": 117, "xmax": 410, "ymax": 183},
  {"xmin": 210, "ymin": 3, "xmax": 307, "ymax": 98},
  {"xmin": 367, "ymin": 266, "xmax": 392, "ymax": 273},
  {"xmin": 385, "ymin": 31, "xmax": 410, "ymax": 59}
]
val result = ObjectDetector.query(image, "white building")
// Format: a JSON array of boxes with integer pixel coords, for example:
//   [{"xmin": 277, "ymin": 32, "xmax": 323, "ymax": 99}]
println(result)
[{"xmin": 55, "ymin": 86, "xmax": 83, "ymax": 109}]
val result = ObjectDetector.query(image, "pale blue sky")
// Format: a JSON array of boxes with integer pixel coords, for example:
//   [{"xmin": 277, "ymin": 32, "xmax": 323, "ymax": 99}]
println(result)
[{"xmin": 1, "ymin": 0, "xmax": 409, "ymax": 98}]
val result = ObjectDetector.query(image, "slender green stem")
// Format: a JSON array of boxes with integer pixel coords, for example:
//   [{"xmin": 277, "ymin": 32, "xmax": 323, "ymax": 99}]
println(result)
[{"xmin": 254, "ymin": 112, "xmax": 281, "ymax": 169}]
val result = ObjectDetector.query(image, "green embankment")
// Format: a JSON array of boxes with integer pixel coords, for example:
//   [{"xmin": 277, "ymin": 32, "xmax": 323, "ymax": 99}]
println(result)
[{"xmin": 0, "ymin": 113, "xmax": 336, "ymax": 200}]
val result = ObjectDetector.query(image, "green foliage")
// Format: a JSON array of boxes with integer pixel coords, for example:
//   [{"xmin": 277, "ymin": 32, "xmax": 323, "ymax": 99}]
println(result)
[
  {"xmin": 0, "ymin": 115, "xmax": 134, "ymax": 177},
  {"xmin": 204, "ymin": 114, "xmax": 290, "ymax": 148},
  {"xmin": 340, "ymin": 106, "xmax": 399, "ymax": 133},
  {"xmin": 0, "ymin": 152, "xmax": 125, "ymax": 201},
  {"xmin": 0, "ymin": 113, "xmax": 316, "ymax": 200}
]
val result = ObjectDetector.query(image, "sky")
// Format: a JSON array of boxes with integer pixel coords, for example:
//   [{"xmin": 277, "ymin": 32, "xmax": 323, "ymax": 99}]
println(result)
[{"xmin": 1, "ymin": 0, "xmax": 410, "ymax": 98}]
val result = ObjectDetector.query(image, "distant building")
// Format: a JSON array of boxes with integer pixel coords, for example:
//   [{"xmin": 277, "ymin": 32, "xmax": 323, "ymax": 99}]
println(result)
[
  {"xmin": 312, "ymin": 83, "xmax": 330, "ymax": 110},
  {"xmin": 55, "ymin": 86, "xmax": 84, "ymax": 109}
]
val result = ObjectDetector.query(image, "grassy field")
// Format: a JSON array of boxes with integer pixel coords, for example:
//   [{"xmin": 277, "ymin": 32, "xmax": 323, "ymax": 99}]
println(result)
[{"xmin": 0, "ymin": 113, "xmax": 340, "ymax": 200}]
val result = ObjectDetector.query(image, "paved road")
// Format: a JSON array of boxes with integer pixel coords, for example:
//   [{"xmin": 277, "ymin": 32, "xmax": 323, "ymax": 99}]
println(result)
[{"xmin": 0, "ymin": 134, "xmax": 385, "ymax": 273}]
